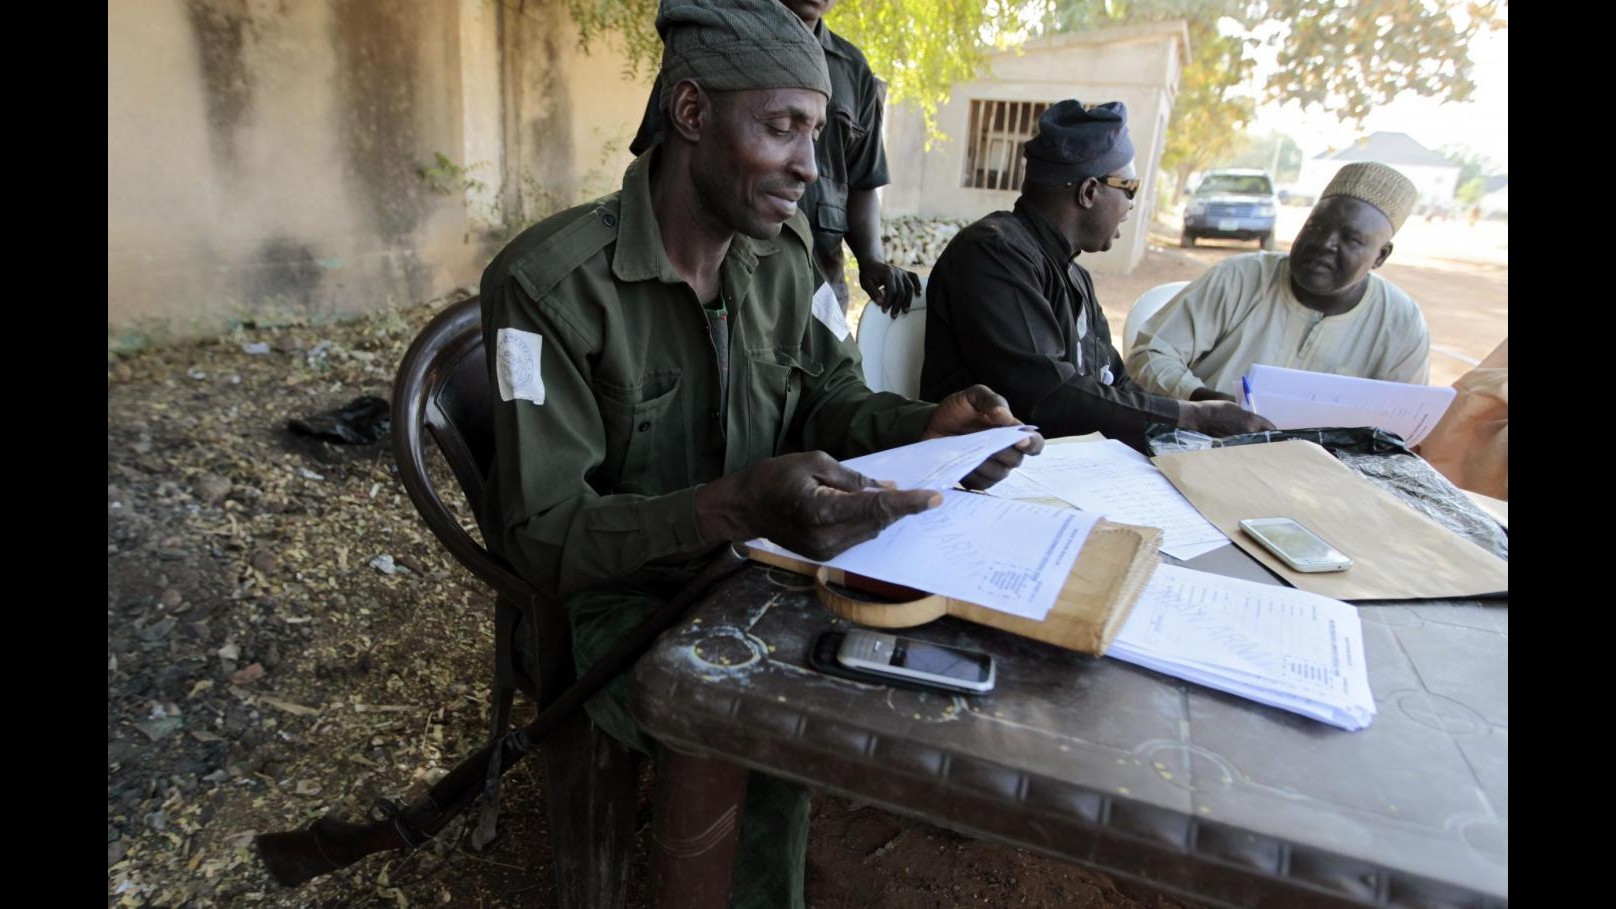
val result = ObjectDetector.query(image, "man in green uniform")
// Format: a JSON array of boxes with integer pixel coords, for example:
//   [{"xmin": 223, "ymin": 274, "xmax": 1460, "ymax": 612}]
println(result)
[{"xmin": 478, "ymin": 1, "xmax": 1040, "ymax": 905}]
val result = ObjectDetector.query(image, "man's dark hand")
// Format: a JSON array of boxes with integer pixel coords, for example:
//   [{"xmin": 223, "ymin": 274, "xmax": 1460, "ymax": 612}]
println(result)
[
  {"xmin": 694, "ymin": 452, "xmax": 941, "ymax": 562},
  {"xmin": 920, "ymin": 385, "xmax": 1045, "ymax": 490},
  {"xmin": 1178, "ymin": 400, "xmax": 1277, "ymax": 437},
  {"xmin": 859, "ymin": 262, "xmax": 923, "ymax": 316},
  {"xmin": 1189, "ymin": 387, "xmax": 1237, "ymax": 403}
]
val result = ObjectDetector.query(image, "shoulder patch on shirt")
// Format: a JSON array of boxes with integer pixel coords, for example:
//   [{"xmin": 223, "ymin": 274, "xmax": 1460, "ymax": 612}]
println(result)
[
  {"xmin": 509, "ymin": 197, "xmax": 619, "ymax": 303},
  {"xmin": 496, "ymin": 328, "xmax": 546, "ymax": 406},
  {"xmin": 811, "ymin": 281, "xmax": 850, "ymax": 342}
]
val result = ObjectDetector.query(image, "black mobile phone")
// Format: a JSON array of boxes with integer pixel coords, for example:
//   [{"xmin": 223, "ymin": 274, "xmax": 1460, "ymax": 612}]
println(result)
[{"xmin": 808, "ymin": 631, "xmax": 996, "ymax": 695}]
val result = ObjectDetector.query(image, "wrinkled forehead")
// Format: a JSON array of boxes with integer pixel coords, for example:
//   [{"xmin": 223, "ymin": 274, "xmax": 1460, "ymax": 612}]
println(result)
[
  {"xmin": 1307, "ymin": 195, "xmax": 1394, "ymax": 236},
  {"xmin": 717, "ymin": 85, "xmax": 828, "ymax": 124}
]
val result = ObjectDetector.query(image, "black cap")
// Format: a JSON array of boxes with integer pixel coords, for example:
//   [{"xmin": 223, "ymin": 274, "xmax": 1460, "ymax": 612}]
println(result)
[{"xmin": 1023, "ymin": 99, "xmax": 1134, "ymax": 184}]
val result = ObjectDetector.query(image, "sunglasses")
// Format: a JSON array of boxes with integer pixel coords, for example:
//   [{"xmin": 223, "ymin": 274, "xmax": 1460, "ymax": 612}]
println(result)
[{"xmin": 1098, "ymin": 176, "xmax": 1141, "ymax": 200}]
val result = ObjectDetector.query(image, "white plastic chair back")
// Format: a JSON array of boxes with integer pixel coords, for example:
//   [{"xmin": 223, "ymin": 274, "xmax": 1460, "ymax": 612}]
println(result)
[
  {"xmin": 856, "ymin": 297, "xmax": 929, "ymax": 398},
  {"xmin": 1122, "ymin": 280, "xmax": 1190, "ymax": 357}
]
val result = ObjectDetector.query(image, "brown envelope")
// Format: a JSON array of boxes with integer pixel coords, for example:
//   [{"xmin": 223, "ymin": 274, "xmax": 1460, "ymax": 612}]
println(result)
[{"xmin": 1153, "ymin": 440, "xmax": 1508, "ymax": 600}]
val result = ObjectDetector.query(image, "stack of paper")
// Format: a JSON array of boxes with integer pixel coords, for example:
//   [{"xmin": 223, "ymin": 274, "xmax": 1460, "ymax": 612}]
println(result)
[
  {"xmin": 1239, "ymin": 364, "xmax": 1456, "ymax": 446},
  {"xmin": 1109, "ymin": 565, "xmax": 1377, "ymax": 730},
  {"xmin": 984, "ymin": 438, "xmax": 1228, "ymax": 561},
  {"xmin": 750, "ymin": 427, "xmax": 1097, "ymax": 622},
  {"xmin": 836, "ymin": 425, "xmax": 1034, "ymax": 491}
]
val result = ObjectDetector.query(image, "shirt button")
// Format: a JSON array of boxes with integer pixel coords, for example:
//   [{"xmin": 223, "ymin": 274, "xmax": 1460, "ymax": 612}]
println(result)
[
  {"xmin": 637, "ymin": 420, "xmax": 651, "ymax": 432},
  {"xmin": 709, "ymin": 409, "xmax": 720, "ymax": 420},
  {"xmin": 602, "ymin": 213, "xmax": 618, "ymax": 228}
]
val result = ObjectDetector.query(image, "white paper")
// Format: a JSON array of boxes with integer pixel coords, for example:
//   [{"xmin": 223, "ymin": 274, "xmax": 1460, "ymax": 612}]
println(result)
[
  {"xmin": 979, "ymin": 468, "xmax": 1065, "ymax": 502},
  {"xmin": 833, "ymin": 491, "xmax": 1093, "ymax": 620},
  {"xmin": 992, "ymin": 440, "xmax": 1228, "ymax": 561},
  {"xmin": 842, "ymin": 425, "xmax": 1034, "ymax": 491},
  {"xmin": 758, "ymin": 491, "xmax": 1097, "ymax": 622},
  {"xmin": 1246, "ymin": 393, "xmax": 1402, "ymax": 437},
  {"xmin": 1109, "ymin": 565, "xmax": 1376, "ymax": 730},
  {"xmin": 985, "ymin": 434, "xmax": 1136, "ymax": 502},
  {"xmin": 748, "ymin": 428, "xmax": 1090, "ymax": 620},
  {"xmin": 1245, "ymin": 364, "xmax": 1457, "ymax": 446}
]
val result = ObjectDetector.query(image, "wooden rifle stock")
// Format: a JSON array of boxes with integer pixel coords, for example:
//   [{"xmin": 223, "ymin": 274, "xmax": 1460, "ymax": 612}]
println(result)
[{"xmin": 255, "ymin": 547, "xmax": 748, "ymax": 887}]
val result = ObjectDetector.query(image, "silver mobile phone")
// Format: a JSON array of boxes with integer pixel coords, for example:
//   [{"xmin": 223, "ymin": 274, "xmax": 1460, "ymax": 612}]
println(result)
[
  {"xmin": 836, "ymin": 630, "xmax": 996, "ymax": 694},
  {"xmin": 1238, "ymin": 517, "xmax": 1352, "ymax": 573}
]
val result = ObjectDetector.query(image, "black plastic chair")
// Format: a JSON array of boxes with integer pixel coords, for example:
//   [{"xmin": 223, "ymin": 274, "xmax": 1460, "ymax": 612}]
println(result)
[{"xmin": 391, "ymin": 295, "xmax": 641, "ymax": 908}]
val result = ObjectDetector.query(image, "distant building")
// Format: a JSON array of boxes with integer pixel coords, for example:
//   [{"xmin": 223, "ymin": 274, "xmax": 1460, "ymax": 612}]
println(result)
[
  {"xmin": 881, "ymin": 21, "xmax": 1190, "ymax": 274},
  {"xmin": 1297, "ymin": 132, "xmax": 1462, "ymax": 208},
  {"xmin": 1478, "ymin": 175, "xmax": 1509, "ymax": 218}
]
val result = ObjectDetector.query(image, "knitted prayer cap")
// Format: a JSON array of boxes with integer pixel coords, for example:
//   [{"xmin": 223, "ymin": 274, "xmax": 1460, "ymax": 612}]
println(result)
[
  {"xmin": 1320, "ymin": 162, "xmax": 1418, "ymax": 233},
  {"xmin": 656, "ymin": 0, "xmax": 831, "ymax": 110}
]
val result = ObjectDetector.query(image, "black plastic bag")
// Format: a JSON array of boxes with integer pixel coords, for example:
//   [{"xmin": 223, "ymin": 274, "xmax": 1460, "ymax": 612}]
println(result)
[
  {"xmin": 288, "ymin": 395, "xmax": 391, "ymax": 445},
  {"xmin": 1145, "ymin": 424, "xmax": 1507, "ymax": 561},
  {"xmin": 1146, "ymin": 425, "xmax": 1415, "ymax": 457}
]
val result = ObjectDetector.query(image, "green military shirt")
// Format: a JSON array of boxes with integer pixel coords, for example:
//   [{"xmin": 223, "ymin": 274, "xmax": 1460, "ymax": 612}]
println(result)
[{"xmin": 480, "ymin": 150, "xmax": 937, "ymax": 601}]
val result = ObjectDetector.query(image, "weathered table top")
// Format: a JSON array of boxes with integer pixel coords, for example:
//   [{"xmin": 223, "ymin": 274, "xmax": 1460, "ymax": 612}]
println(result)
[{"xmin": 631, "ymin": 544, "xmax": 1507, "ymax": 908}]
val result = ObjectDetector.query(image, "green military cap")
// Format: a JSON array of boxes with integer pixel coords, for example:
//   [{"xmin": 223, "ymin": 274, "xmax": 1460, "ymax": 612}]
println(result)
[{"xmin": 655, "ymin": 0, "xmax": 832, "ymax": 109}]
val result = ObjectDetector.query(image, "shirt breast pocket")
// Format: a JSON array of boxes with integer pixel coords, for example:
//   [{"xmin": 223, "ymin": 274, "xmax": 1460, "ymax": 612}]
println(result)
[
  {"xmin": 744, "ymin": 348, "xmax": 824, "ymax": 457},
  {"xmin": 833, "ymin": 104, "xmax": 867, "ymax": 146},
  {"xmin": 812, "ymin": 106, "xmax": 863, "ymax": 201},
  {"xmin": 814, "ymin": 202, "xmax": 849, "ymax": 236},
  {"xmin": 594, "ymin": 369, "xmax": 685, "ymax": 495}
]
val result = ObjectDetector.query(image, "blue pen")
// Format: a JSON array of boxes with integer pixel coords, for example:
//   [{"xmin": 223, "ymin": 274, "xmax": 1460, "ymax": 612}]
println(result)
[{"xmin": 1241, "ymin": 376, "xmax": 1253, "ymax": 409}]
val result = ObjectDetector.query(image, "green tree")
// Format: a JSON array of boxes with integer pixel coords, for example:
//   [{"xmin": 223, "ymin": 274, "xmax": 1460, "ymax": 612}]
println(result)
[
  {"xmin": 1044, "ymin": 1, "xmax": 1507, "ymax": 203},
  {"xmin": 1441, "ymin": 144, "xmax": 1501, "ymax": 194},
  {"xmin": 1160, "ymin": 20, "xmax": 1257, "ymax": 203},
  {"xmin": 831, "ymin": 1, "xmax": 1041, "ymax": 141},
  {"xmin": 562, "ymin": 0, "xmax": 1035, "ymax": 139},
  {"xmin": 1456, "ymin": 175, "xmax": 1488, "ymax": 206},
  {"xmin": 563, "ymin": 0, "xmax": 661, "ymax": 78},
  {"xmin": 1262, "ymin": 0, "xmax": 1507, "ymax": 123},
  {"xmin": 1043, "ymin": 1, "xmax": 1259, "ymax": 204},
  {"xmin": 1221, "ymin": 131, "xmax": 1303, "ymax": 183}
]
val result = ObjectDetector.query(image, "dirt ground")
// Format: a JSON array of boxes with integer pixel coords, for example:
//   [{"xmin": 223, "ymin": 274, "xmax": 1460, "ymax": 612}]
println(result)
[{"xmin": 107, "ymin": 210, "xmax": 1506, "ymax": 909}]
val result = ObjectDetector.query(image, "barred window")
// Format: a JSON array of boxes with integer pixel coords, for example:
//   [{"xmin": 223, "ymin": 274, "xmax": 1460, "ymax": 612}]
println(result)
[{"xmin": 962, "ymin": 99, "xmax": 1052, "ymax": 190}]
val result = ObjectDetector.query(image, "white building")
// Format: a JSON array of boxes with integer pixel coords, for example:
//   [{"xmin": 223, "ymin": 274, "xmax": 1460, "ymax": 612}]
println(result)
[
  {"xmin": 1478, "ymin": 176, "xmax": 1509, "ymax": 218},
  {"xmin": 881, "ymin": 21, "xmax": 1190, "ymax": 274},
  {"xmin": 1296, "ymin": 132, "xmax": 1461, "ymax": 208}
]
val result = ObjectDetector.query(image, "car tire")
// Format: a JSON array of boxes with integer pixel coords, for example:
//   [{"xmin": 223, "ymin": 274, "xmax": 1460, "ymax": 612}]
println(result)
[
  {"xmin": 1260, "ymin": 232, "xmax": 1275, "ymax": 251},
  {"xmin": 1180, "ymin": 231, "xmax": 1195, "ymax": 248}
]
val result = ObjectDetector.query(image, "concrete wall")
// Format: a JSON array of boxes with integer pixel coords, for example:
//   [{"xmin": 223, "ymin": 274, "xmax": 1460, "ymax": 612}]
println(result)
[
  {"xmin": 108, "ymin": 0, "xmax": 652, "ymax": 344},
  {"xmin": 883, "ymin": 23, "xmax": 1187, "ymax": 275},
  {"xmin": 489, "ymin": 0, "xmax": 652, "ymax": 225}
]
